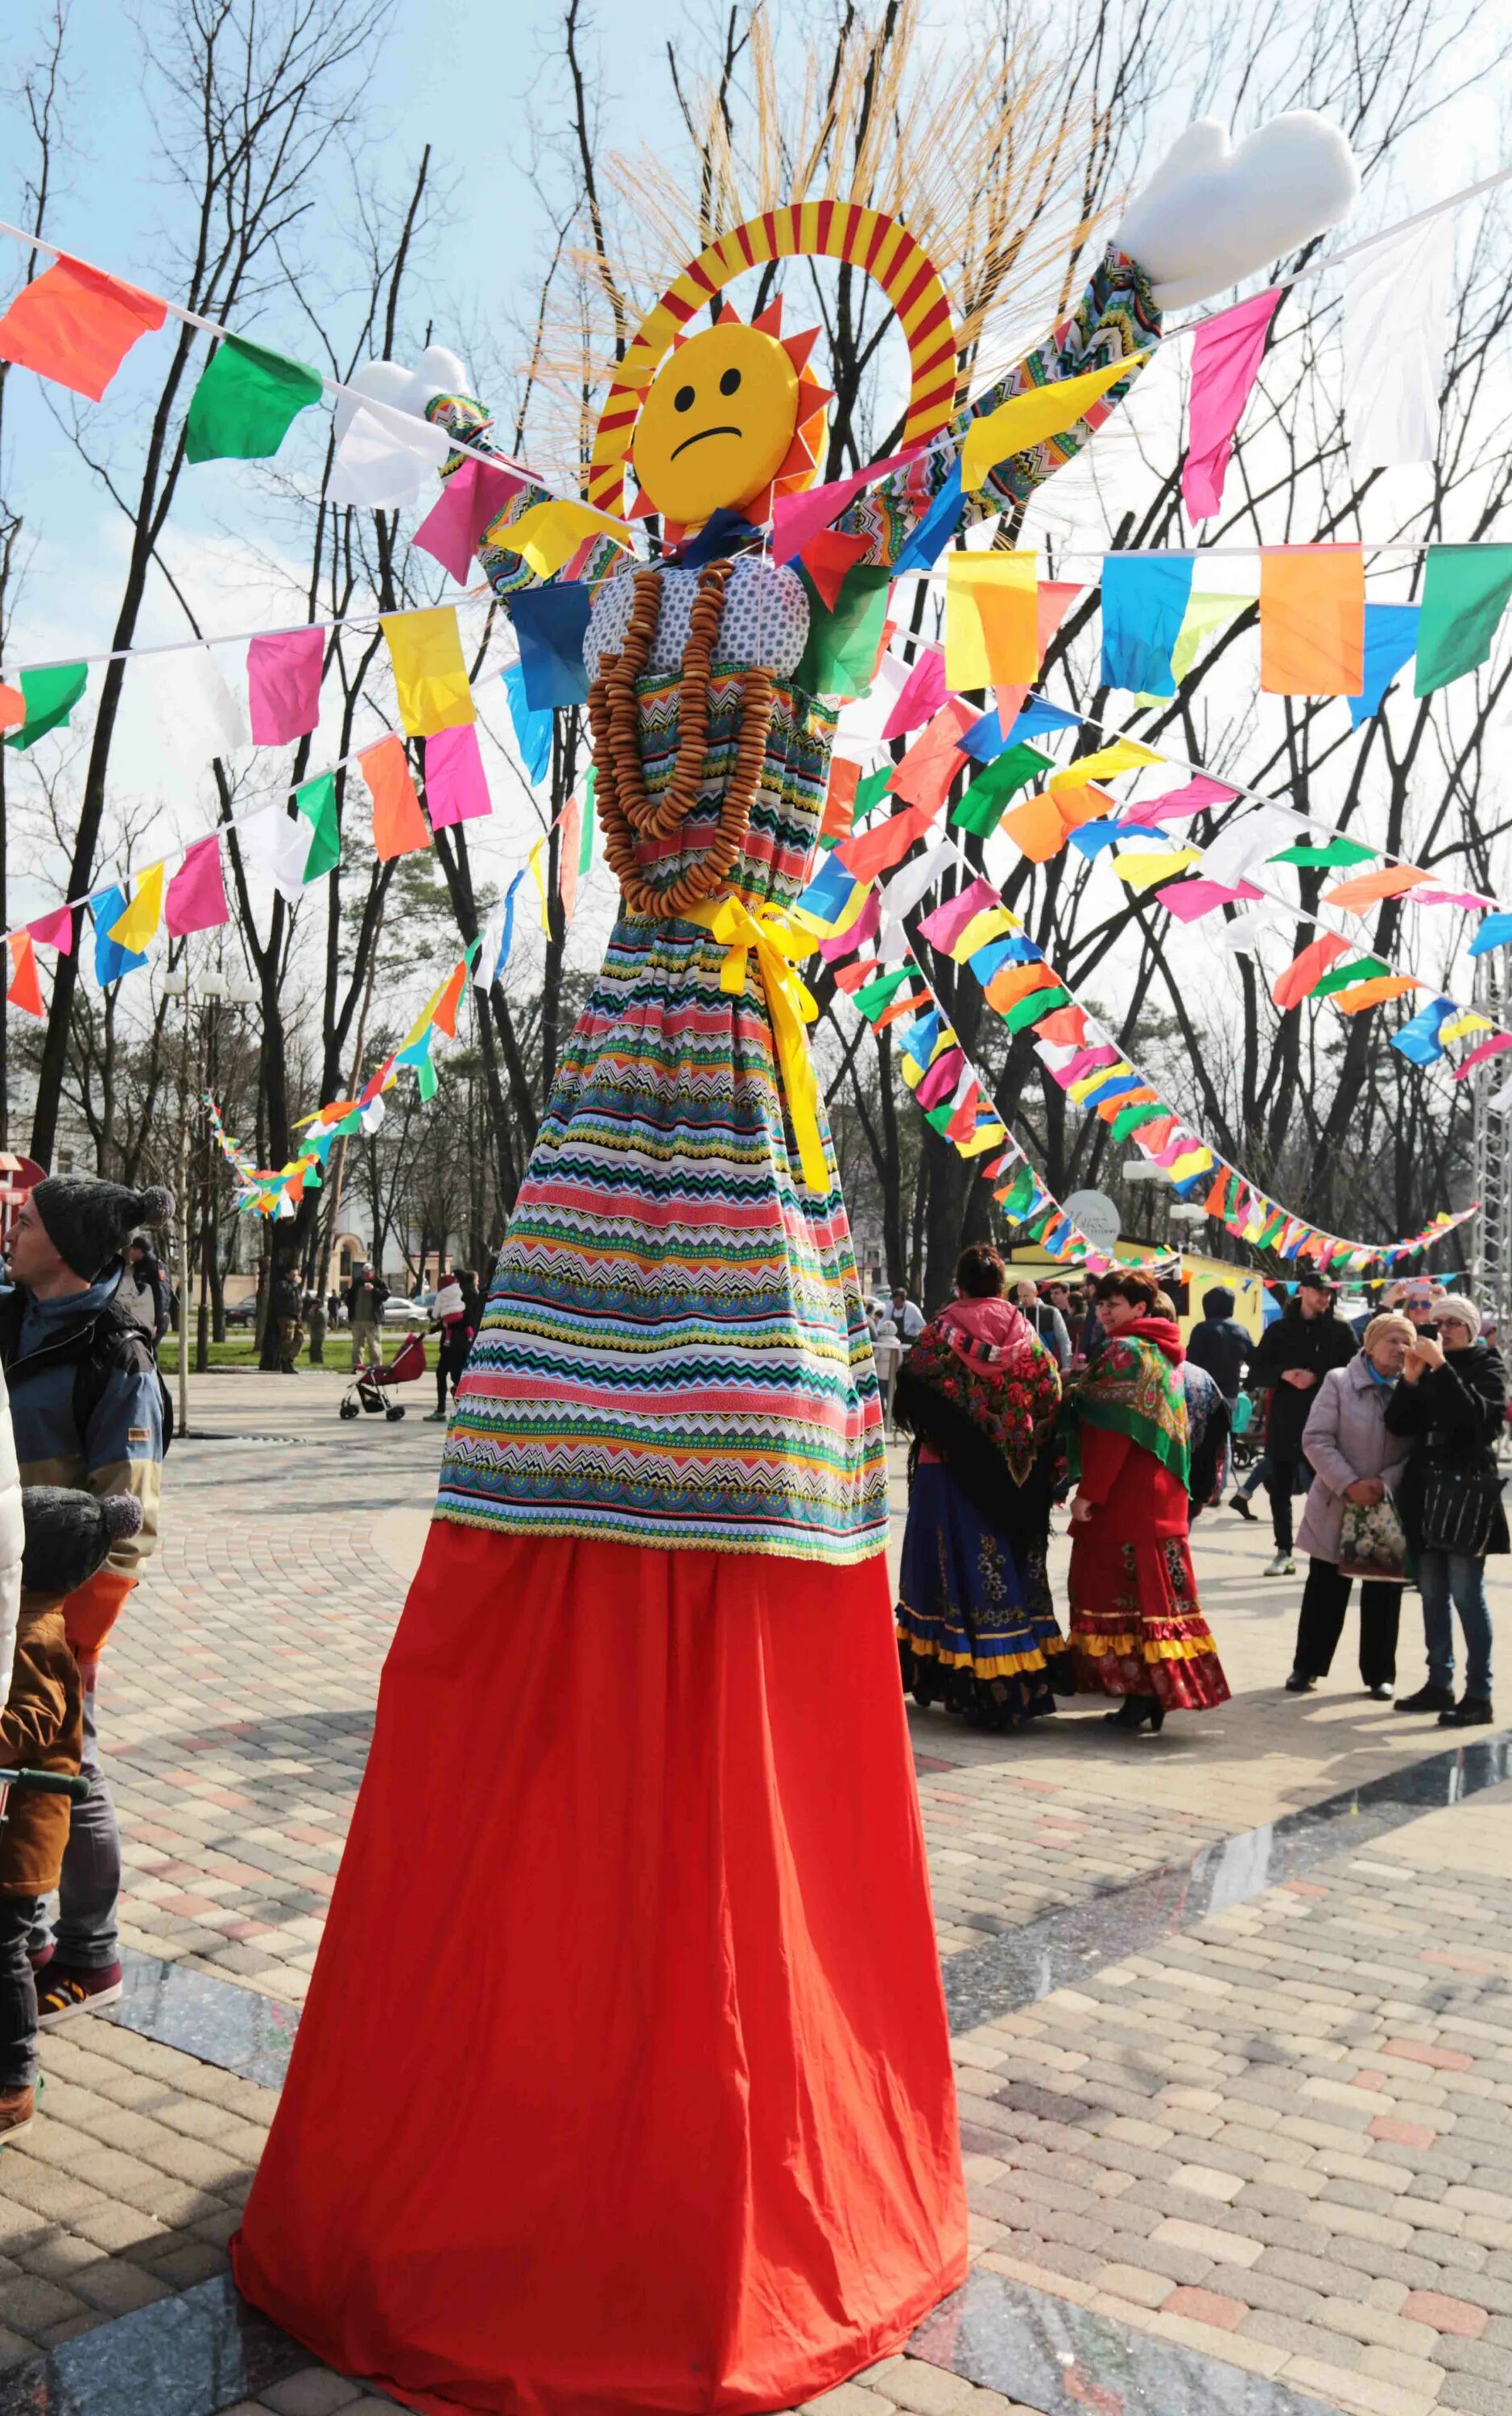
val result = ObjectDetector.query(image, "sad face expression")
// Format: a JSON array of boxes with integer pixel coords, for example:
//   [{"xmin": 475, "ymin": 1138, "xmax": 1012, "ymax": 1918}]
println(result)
[{"xmin": 632, "ymin": 321, "xmax": 801, "ymax": 527}]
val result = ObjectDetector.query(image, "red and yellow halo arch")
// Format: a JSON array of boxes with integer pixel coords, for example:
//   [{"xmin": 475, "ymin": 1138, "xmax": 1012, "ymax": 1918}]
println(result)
[{"xmin": 588, "ymin": 202, "xmax": 957, "ymax": 523}]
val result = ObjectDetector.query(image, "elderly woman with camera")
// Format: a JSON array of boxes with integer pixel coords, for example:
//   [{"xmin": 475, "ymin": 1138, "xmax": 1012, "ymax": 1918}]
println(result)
[{"xmin": 1385, "ymin": 1291, "xmax": 1506, "ymax": 1729}]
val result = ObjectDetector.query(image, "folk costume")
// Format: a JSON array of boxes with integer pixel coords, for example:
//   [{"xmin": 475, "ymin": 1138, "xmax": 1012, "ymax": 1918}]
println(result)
[
  {"xmin": 894, "ymin": 1293, "xmax": 1067, "ymax": 1727},
  {"xmin": 237, "ymin": 115, "xmax": 1358, "ymax": 2416},
  {"xmin": 1068, "ymin": 1316, "xmax": 1230, "ymax": 1712}
]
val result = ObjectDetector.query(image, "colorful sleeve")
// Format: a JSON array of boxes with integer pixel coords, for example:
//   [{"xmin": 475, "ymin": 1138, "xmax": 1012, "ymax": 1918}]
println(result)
[
  {"xmin": 423, "ymin": 391, "xmax": 626, "ymax": 605},
  {"xmin": 834, "ymin": 246, "xmax": 1161, "ymax": 569}
]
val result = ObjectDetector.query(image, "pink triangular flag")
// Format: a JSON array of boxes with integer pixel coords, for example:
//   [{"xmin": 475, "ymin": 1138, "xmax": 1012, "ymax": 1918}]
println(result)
[
  {"xmin": 1160, "ymin": 875, "xmax": 1262, "ymax": 922},
  {"xmin": 916, "ymin": 879, "xmax": 1002, "ymax": 953},
  {"xmin": 771, "ymin": 448, "xmax": 923, "ymax": 565},
  {"xmin": 1119, "ymin": 775, "xmax": 1240, "ymax": 829},
  {"xmin": 413, "ymin": 455, "xmax": 527, "ymax": 584},
  {"xmin": 424, "ymin": 723, "xmax": 493, "ymax": 829},
  {"xmin": 881, "ymin": 650, "xmax": 946, "ymax": 742},
  {"xmin": 1454, "ymin": 1034, "xmax": 1512, "ymax": 1082},
  {"xmin": 247, "ymin": 627, "xmax": 323, "ymax": 746},
  {"xmin": 1037, "ymin": 581, "xmax": 1082, "ymax": 656},
  {"xmin": 27, "ymin": 904, "xmax": 74, "ymax": 955},
  {"xmin": 1182, "ymin": 289, "xmax": 1281, "ymax": 520},
  {"xmin": 163, "ymin": 834, "xmax": 229, "ymax": 937}
]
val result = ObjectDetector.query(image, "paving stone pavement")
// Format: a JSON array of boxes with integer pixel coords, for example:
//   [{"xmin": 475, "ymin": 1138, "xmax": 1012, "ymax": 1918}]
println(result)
[{"xmin": 0, "ymin": 1367, "xmax": 1502, "ymax": 2414}]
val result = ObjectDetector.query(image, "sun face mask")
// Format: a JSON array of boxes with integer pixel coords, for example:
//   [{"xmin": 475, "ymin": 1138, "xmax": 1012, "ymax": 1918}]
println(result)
[{"xmin": 628, "ymin": 301, "xmax": 830, "ymax": 536}]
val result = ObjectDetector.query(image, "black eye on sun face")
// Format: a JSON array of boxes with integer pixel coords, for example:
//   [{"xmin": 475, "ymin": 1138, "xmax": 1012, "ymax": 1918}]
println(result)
[
  {"xmin": 719, "ymin": 366, "xmax": 742, "ymax": 395},
  {"xmin": 674, "ymin": 385, "xmax": 695, "ymax": 412}
]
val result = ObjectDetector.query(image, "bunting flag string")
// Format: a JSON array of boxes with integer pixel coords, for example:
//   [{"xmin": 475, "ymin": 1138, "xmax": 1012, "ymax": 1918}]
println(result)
[
  {"xmin": 203, "ymin": 941, "xmax": 479, "ymax": 1218},
  {"xmin": 797, "ymin": 834, "xmax": 1479, "ymax": 1276}
]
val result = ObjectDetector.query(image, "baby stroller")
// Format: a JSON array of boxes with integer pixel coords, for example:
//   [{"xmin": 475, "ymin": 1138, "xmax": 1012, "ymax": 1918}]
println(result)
[{"xmin": 339, "ymin": 1329, "xmax": 428, "ymax": 1421}]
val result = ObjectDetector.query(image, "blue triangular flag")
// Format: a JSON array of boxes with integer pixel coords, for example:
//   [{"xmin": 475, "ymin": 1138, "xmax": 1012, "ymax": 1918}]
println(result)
[
  {"xmin": 91, "ymin": 885, "xmax": 149, "ymax": 987},
  {"xmin": 1348, "ymin": 603, "xmax": 1420, "ymax": 729},
  {"xmin": 502, "ymin": 660, "xmax": 553, "ymax": 784}
]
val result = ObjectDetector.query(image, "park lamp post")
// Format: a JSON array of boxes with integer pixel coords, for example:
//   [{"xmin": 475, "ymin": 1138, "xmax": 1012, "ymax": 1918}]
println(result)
[{"xmin": 161, "ymin": 963, "xmax": 259, "ymax": 1437}]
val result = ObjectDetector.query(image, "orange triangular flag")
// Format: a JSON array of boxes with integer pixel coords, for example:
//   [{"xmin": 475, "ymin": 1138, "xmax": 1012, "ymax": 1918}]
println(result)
[
  {"xmin": 0, "ymin": 684, "xmax": 23, "ymax": 733},
  {"xmin": 6, "ymin": 931, "xmax": 44, "ymax": 1019},
  {"xmin": 1333, "ymin": 974, "xmax": 1421, "ymax": 1014},
  {"xmin": 0, "ymin": 256, "xmax": 167, "ymax": 401},
  {"xmin": 802, "ymin": 530, "xmax": 872, "ymax": 611},
  {"xmin": 359, "ymin": 736, "xmax": 431, "ymax": 861},
  {"xmin": 1321, "ymin": 863, "xmax": 1428, "ymax": 911},
  {"xmin": 819, "ymin": 757, "xmax": 861, "ymax": 846},
  {"xmin": 432, "ymin": 958, "xmax": 469, "ymax": 1038}
]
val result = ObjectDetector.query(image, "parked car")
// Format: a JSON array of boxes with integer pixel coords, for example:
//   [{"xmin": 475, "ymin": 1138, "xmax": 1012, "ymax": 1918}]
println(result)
[
  {"xmin": 381, "ymin": 1296, "xmax": 430, "ymax": 1327},
  {"xmin": 225, "ymin": 1297, "xmax": 259, "ymax": 1327}
]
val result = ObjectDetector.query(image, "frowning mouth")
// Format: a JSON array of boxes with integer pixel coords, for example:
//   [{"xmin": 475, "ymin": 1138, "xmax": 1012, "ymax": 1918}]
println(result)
[{"xmin": 669, "ymin": 424, "xmax": 742, "ymax": 457}]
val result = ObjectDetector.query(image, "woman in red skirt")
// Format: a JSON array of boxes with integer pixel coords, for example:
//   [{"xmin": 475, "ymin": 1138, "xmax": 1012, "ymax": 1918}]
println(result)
[{"xmin": 1067, "ymin": 1268, "xmax": 1229, "ymax": 1734}]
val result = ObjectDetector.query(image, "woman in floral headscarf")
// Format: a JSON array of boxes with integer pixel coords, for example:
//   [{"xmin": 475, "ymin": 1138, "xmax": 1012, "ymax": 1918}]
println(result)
[
  {"xmin": 1068, "ymin": 1268, "xmax": 1229, "ymax": 1733},
  {"xmin": 894, "ymin": 1245, "xmax": 1064, "ymax": 1728}
]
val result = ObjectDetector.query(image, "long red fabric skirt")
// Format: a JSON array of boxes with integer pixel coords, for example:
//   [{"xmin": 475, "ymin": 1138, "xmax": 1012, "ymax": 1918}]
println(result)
[{"xmin": 233, "ymin": 1524, "xmax": 967, "ymax": 2415}]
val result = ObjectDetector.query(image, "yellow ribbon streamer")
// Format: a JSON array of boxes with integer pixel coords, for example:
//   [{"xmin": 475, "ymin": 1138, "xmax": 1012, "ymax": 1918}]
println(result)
[{"xmin": 683, "ymin": 895, "xmax": 829, "ymax": 1193}]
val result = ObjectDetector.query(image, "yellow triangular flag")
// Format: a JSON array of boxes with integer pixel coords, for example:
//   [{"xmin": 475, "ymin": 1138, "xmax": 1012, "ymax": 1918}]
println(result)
[
  {"xmin": 382, "ymin": 606, "xmax": 475, "ymax": 739},
  {"xmin": 1050, "ymin": 739, "xmax": 1160, "ymax": 791},
  {"xmin": 109, "ymin": 863, "xmax": 165, "ymax": 953},
  {"xmin": 505, "ymin": 499, "xmax": 630, "ymax": 580},
  {"xmin": 1112, "ymin": 847, "xmax": 1200, "ymax": 892},
  {"xmin": 961, "ymin": 354, "xmax": 1153, "ymax": 492}
]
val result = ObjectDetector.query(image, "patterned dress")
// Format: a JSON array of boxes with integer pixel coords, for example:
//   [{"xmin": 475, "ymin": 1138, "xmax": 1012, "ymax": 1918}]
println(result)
[{"xmin": 438, "ymin": 556, "xmax": 890, "ymax": 1560}]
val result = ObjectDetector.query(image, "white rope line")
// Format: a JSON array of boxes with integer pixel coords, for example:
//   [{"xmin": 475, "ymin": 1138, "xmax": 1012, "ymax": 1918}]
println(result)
[{"xmin": 0, "ymin": 584, "xmax": 493, "ymax": 684}]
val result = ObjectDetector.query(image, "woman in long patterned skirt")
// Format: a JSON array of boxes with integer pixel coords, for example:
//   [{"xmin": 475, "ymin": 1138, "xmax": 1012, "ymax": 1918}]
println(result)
[
  {"xmin": 1068, "ymin": 1267, "xmax": 1230, "ymax": 1733},
  {"xmin": 895, "ymin": 1243, "xmax": 1066, "ymax": 1728}
]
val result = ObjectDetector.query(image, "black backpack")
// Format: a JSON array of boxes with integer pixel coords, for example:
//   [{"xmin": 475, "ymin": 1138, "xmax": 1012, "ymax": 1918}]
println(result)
[{"xmin": 0, "ymin": 1289, "xmax": 173, "ymax": 1458}]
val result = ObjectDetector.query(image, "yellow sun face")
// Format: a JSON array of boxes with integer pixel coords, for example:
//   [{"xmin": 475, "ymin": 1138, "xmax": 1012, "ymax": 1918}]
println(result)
[{"xmin": 633, "ymin": 322, "xmax": 799, "ymax": 526}]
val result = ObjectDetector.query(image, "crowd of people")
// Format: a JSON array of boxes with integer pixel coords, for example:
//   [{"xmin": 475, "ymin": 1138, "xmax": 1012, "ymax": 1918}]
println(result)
[{"xmin": 889, "ymin": 1251, "xmax": 1503, "ymax": 1738}]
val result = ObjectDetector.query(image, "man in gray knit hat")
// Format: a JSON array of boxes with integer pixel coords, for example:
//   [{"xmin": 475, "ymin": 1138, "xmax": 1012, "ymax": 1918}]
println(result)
[{"xmin": 0, "ymin": 1177, "xmax": 172, "ymax": 2021}]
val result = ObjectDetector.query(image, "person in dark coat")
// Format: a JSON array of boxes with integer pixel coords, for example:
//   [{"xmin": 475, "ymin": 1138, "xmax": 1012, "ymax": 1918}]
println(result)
[
  {"xmin": 1246, "ymin": 1265, "xmax": 1358, "ymax": 1576},
  {"xmin": 1386, "ymin": 1293, "xmax": 1506, "ymax": 1728},
  {"xmin": 1185, "ymin": 1286, "xmax": 1250, "ymax": 1402}
]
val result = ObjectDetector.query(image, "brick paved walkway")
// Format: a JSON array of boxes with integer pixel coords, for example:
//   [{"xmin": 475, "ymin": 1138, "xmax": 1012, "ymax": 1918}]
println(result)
[{"xmin": 0, "ymin": 1367, "xmax": 1502, "ymax": 2415}]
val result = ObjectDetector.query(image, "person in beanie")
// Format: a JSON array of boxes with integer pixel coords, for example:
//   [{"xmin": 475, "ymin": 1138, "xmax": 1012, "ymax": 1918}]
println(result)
[
  {"xmin": 1246, "ymin": 1264, "xmax": 1357, "ymax": 1576},
  {"xmin": 0, "ymin": 1488, "xmax": 143, "ymax": 2140},
  {"xmin": 0, "ymin": 1177, "xmax": 170, "ymax": 2022}
]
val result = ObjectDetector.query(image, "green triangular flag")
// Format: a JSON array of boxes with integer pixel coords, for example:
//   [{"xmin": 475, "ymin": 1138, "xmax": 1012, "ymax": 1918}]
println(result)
[
  {"xmin": 996, "ymin": 1166, "xmax": 1037, "ymax": 1218},
  {"xmin": 1111, "ymin": 1100, "xmax": 1167, "ymax": 1143},
  {"xmin": 951, "ymin": 743, "xmax": 1052, "ymax": 837},
  {"xmin": 5, "ymin": 662, "xmax": 88, "ymax": 751},
  {"xmin": 794, "ymin": 565, "xmax": 893, "ymax": 701},
  {"xmin": 1267, "ymin": 836, "xmax": 1375, "ymax": 869},
  {"xmin": 1313, "ymin": 953, "xmax": 1390, "ymax": 997},
  {"xmin": 853, "ymin": 765, "xmax": 894, "ymax": 818},
  {"xmin": 1021, "ymin": 1205, "xmax": 1055, "ymax": 1243},
  {"xmin": 185, "ymin": 334, "xmax": 323, "ymax": 465},
  {"xmin": 852, "ymin": 968, "xmax": 911, "ymax": 1020},
  {"xmin": 1414, "ymin": 544, "xmax": 1512, "ymax": 696},
  {"xmin": 579, "ymin": 764, "xmax": 597, "ymax": 874},
  {"xmin": 295, "ymin": 772, "xmax": 341, "ymax": 879},
  {"xmin": 415, "ymin": 1040, "xmax": 439, "ymax": 1103},
  {"xmin": 1002, "ymin": 983, "xmax": 1070, "ymax": 1032}
]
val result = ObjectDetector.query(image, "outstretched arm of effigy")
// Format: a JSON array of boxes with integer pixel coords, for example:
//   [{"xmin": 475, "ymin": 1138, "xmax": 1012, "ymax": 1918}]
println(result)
[
  {"xmin": 421, "ymin": 383, "xmax": 626, "ymax": 606},
  {"xmin": 841, "ymin": 111, "xmax": 1358, "ymax": 567}
]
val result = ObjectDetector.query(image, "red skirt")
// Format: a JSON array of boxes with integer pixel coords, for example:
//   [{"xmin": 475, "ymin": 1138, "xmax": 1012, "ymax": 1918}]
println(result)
[
  {"xmin": 233, "ymin": 1524, "xmax": 967, "ymax": 2415},
  {"xmin": 1067, "ymin": 1526, "xmax": 1229, "ymax": 1711}
]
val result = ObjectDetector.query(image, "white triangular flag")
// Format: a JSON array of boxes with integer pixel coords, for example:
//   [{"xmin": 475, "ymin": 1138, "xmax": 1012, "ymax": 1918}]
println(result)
[
  {"xmin": 244, "ymin": 802, "xmax": 312, "ymax": 905},
  {"xmin": 1198, "ymin": 805, "xmax": 1297, "ymax": 889},
  {"xmin": 1345, "ymin": 217, "xmax": 1452, "ymax": 471},
  {"xmin": 328, "ymin": 399, "xmax": 452, "ymax": 511}
]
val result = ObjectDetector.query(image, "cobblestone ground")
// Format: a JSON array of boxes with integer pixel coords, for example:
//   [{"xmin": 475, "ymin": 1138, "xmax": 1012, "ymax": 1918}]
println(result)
[{"xmin": 0, "ymin": 1369, "xmax": 1502, "ymax": 2414}]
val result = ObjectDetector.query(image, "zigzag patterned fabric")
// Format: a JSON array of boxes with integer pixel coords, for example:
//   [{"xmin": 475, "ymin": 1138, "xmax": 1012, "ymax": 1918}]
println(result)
[{"xmin": 438, "ymin": 660, "xmax": 892, "ymax": 1562}]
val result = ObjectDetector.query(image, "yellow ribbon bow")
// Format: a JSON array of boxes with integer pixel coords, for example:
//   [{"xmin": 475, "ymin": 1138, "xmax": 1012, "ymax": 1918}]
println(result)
[{"xmin": 683, "ymin": 895, "xmax": 830, "ymax": 1194}]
